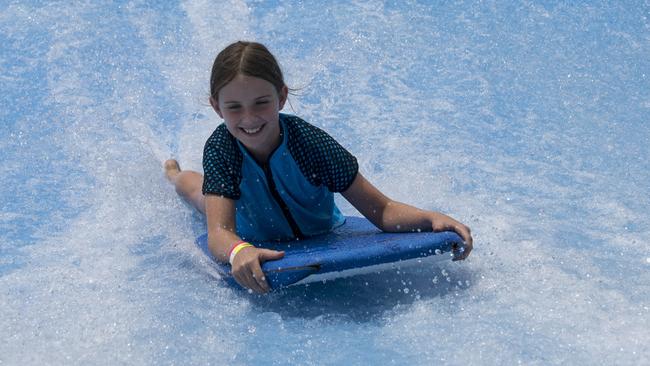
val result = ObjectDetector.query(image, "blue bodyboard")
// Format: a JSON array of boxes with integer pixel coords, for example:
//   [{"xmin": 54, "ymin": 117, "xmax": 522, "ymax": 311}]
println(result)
[{"xmin": 195, "ymin": 216, "xmax": 464, "ymax": 290}]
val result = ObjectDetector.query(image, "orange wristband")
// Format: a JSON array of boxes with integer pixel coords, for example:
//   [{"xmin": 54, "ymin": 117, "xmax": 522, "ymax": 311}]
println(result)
[
  {"xmin": 228, "ymin": 241, "xmax": 253, "ymax": 265},
  {"xmin": 228, "ymin": 241, "xmax": 247, "ymax": 257}
]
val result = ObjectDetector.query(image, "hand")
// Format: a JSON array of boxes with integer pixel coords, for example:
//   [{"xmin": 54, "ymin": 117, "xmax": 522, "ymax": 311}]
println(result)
[
  {"xmin": 230, "ymin": 246, "xmax": 285, "ymax": 293},
  {"xmin": 431, "ymin": 213, "xmax": 473, "ymax": 261}
]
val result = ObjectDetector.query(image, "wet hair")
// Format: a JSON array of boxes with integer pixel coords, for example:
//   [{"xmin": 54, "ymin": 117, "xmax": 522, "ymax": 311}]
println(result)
[{"xmin": 210, "ymin": 41, "xmax": 286, "ymax": 100}]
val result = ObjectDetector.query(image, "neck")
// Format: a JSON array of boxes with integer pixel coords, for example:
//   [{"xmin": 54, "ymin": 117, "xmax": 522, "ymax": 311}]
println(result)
[{"xmin": 246, "ymin": 131, "xmax": 282, "ymax": 164}]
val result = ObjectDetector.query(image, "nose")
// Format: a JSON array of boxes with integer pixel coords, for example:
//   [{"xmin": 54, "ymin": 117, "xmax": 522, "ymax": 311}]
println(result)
[{"xmin": 241, "ymin": 108, "xmax": 256, "ymax": 124}]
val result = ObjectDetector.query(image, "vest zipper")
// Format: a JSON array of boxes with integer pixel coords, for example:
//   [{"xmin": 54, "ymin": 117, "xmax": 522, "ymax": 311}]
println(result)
[{"xmin": 261, "ymin": 163, "xmax": 304, "ymax": 240}]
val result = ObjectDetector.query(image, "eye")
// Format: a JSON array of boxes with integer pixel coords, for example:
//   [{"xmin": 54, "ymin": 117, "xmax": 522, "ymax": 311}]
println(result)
[
  {"xmin": 256, "ymin": 100, "xmax": 269, "ymax": 105},
  {"xmin": 227, "ymin": 105, "xmax": 241, "ymax": 110}
]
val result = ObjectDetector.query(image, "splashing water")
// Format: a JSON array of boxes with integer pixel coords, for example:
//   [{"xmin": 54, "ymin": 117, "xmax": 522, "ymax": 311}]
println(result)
[{"xmin": 1, "ymin": 1, "xmax": 649, "ymax": 365}]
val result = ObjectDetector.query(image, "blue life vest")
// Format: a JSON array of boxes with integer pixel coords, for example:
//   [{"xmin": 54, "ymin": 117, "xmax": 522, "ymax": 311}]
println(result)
[{"xmin": 202, "ymin": 114, "xmax": 358, "ymax": 241}]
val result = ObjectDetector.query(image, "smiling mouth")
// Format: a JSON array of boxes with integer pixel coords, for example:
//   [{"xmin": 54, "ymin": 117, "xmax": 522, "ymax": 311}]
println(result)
[{"xmin": 240, "ymin": 125, "xmax": 264, "ymax": 135}]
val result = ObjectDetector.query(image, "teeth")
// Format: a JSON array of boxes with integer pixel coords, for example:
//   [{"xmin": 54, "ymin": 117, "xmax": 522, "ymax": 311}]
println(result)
[{"xmin": 242, "ymin": 126, "xmax": 262, "ymax": 134}]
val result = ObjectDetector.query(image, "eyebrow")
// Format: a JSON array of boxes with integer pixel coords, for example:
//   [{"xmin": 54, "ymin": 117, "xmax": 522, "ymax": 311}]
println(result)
[{"xmin": 224, "ymin": 95, "xmax": 272, "ymax": 104}]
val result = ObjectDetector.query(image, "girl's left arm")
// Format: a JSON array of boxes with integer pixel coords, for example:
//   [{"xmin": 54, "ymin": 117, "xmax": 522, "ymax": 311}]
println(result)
[{"xmin": 341, "ymin": 173, "xmax": 473, "ymax": 260}]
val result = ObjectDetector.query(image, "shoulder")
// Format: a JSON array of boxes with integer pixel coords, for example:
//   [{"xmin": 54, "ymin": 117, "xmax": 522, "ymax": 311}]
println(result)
[
  {"xmin": 202, "ymin": 124, "xmax": 243, "ymax": 198},
  {"xmin": 281, "ymin": 114, "xmax": 358, "ymax": 192},
  {"xmin": 282, "ymin": 113, "xmax": 320, "ymax": 132},
  {"xmin": 204, "ymin": 124, "xmax": 241, "ymax": 163},
  {"xmin": 205, "ymin": 123, "xmax": 235, "ymax": 149},
  {"xmin": 282, "ymin": 114, "xmax": 340, "ymax": 155}
]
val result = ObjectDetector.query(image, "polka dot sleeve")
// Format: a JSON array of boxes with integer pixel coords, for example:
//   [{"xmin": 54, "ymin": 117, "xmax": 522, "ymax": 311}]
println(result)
[
  {"xmin": 284, "ymin": 115, "xmax": 359, "ymax": 192},
  {"xmin": 201, "ymin": 124, "xmax": 243, "ymax": 199}
]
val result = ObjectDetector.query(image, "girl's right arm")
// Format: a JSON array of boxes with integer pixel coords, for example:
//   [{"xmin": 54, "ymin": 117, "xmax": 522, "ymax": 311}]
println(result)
[{"xmin": 204, "ymin": 195, "xmax": 284, "ymax": 293}]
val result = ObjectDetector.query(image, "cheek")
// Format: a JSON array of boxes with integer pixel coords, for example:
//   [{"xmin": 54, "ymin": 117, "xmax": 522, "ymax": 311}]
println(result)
[
  {"xmin": 221, "ymin": 109, "xmax": 242, "ymax": 123},
  {"xmin": 223, "ymin": 117, "xmax": 239, "ymax": 130},
  {"xmin": 260, "ymin": 103, "xmax": 279, "ymax": 116}
]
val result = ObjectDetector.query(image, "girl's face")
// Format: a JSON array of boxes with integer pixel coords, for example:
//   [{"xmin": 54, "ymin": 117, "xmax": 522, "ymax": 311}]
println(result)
[{"xmin": 211, "ymin": 74, "xmax": 288, "ymax": 162}]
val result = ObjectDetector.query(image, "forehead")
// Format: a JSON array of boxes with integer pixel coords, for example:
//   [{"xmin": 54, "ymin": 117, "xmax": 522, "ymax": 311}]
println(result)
[{"xmin": 219, "ymin": 74, "xmax": 276, "ymax": 101}]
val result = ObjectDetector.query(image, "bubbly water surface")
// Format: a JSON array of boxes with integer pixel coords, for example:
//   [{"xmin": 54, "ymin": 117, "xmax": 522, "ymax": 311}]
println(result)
[{"xmin": 1, "ymin": 1, "xmax": 649, "ymax": 365}]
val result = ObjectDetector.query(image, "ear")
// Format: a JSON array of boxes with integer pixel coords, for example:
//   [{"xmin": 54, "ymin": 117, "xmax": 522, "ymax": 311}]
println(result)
[
  {"xmin": 278, "ymin": 85, "xmax": 289, "ymax": 110},
  {"xmin": 209, "ymin": 96, "xmax": 223, "ymax": 119}
]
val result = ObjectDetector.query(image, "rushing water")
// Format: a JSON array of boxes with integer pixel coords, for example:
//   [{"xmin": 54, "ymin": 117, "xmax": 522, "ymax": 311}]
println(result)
[{"xmin": 1, "ymin": 1, "xmax": 649, "ymax": 365}]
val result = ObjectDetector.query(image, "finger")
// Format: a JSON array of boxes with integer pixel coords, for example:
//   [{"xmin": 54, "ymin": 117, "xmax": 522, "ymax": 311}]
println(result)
[
  {"xmin": 452, "ymin": 242, "xmax": 470, "ymax": 261},
  {"xmin": 233, "ymin": 266, "xmax": 264, "ymax": 293},
  {"xmin": 451, "ymin": 243, "xmax": 465, "ymax": 261},
  {"xmin": 232, "ymin": 271, "xmax": 250, "ymax": 291},
  {"xmin": 454, "ymin": 225, "xmax": 471, "ymax": 244},
  {"xmin": 242, "ymin": 266, "xmax": 266, "ymax": 293},
  {"xmin": 451, "ymin": 242, "xmax": 470, "ymax": 261},
  {"xmin": 462, "ymin": 239, "xmax": 473, "ymax": 259},
  {"xmin": 251, "ymin": 264, "xmax": 270, "ymax": 293},
  {"xmin": 461, "ymin": 234, "xmax": 473, "ymax": 259},
  {"xmin": 258, "ymin": 249, "xmax": 285, "ymax": 262},
  {"xmin": 242, "ymin": 273, "xmax": 264, "ymax": 293},
  {"xmin": 231, "ymin": 248, "xmax": 264, "ymax": 293},
  {"xmin": 454, "ymin": 225, "xmax": 473, "ymax": 260}
]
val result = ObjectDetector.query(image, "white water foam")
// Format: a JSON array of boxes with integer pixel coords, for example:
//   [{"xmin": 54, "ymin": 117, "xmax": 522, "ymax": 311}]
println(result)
[{"xmin": 1, "ymin": 1, "xmax": 649, "ymax": 365}]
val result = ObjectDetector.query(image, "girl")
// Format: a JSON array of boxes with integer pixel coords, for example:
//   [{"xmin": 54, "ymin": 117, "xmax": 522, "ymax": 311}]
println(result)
[{"xmin": 165, "ymin": 41, "xmax": 473, "ymax": 293}]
